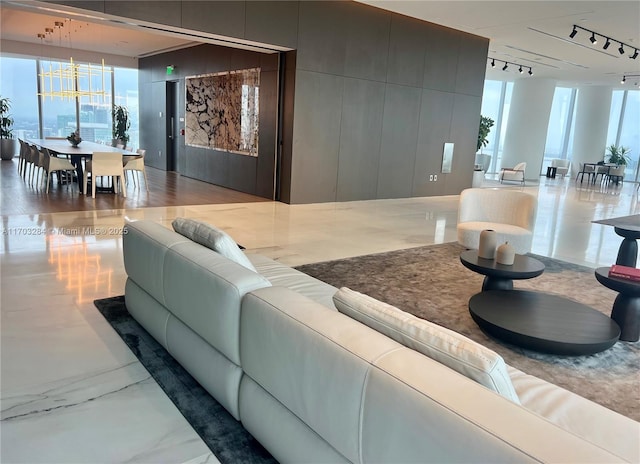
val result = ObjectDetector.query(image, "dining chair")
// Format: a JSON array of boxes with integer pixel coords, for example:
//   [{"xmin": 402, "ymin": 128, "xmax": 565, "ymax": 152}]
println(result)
[
  {"xmin": 28, "ymin": 144, "xmax": 45, "ymax": 187},
  {"xmin": 123, "ymin": 148, "xmax": 149, "ymax": 191},
  {"xmin": 604, "ymin": 165, "xmax": 625, "ymax": 185},
  {"xmin": 575, "ymin": 163, "xmax": 595, "ymax": 183},
  {"xmin": 41, "ymin": 148, "xmax": 77, "ymax": 193},
  {"xmin": 593, "ymin": 164, "xmax": 610, "ymax": 184},
  {"xmin": 17, "ymin": 139, "xmax": 29, "ymax": 177},
  {"xmin": 84, "ymin": 152, "xmax": 127, "ymax": 198}
]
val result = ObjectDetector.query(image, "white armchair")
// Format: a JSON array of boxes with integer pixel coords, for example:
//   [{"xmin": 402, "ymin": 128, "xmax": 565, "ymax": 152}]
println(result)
[
  {"xmin": 551, "ymin": 159, "xmax": 570, "ymax": 178},
  {"xmin": 499, "ymin": 162, "xmax": 526, "ymax": 184},
  {"xmin": 457, "ymin": 188, "xmax": 537, "ymax": 254}
]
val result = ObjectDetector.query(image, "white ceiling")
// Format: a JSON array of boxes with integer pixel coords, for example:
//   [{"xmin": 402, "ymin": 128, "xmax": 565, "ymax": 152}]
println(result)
[{"xmin": 2, "ymin": 1, "xmax": 639, "ymax": 87}]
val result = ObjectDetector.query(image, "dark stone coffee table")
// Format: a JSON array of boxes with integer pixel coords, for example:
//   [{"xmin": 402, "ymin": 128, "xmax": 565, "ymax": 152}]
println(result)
[
  {"xmin": 594, "ymin": 267, "xmax": 640, "ymax": 342},
  {"xmin": 469, "ymin": 290, "xmax": 621, "ymax": 355},
  {"xmin": 460, "ymin": 250, "xmax": 545, "ymax": 291}
]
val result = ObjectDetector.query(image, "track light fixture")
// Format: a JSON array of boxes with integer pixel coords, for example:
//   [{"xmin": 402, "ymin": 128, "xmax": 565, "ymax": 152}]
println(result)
[
  {"xmin": 569, "ymin": 25, "xmax": 639, "ymax": 60},
  {"xmin": 487, "ymin": 58, "xmax": 533, "ymax": 77},
  {"xmin": 621, "ymin": 74, "xmax": 640, "ymax": 85}
]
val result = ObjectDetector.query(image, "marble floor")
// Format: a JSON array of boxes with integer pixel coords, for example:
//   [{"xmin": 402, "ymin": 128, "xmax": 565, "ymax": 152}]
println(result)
[{"xmin": 1, "ymin": 176, "xmax": 638, "ymax": 463}]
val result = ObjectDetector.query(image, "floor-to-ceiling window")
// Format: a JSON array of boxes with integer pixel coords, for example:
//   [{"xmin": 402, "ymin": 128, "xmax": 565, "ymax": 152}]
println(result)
[
  {"xmin": 0, "ymin": 57, "xmax": 39, "ymax": 140},
  {"xmin": 541, "ymin": 87, "xmax": 577, "ymax": 173},
  {"xmin": 479, "ymin": 80, "xmax": 513, "ymax": 173},
  {"xmin": 0, "ymin": 55, "xmax": 138, "ymax": 148},
  {"xmin": 481, "ymin": 78, "xmax": 639, "ymax": 183},
  {"xmin": 607, "ymin": 89, "xmax": 640, "ymax": 182}
]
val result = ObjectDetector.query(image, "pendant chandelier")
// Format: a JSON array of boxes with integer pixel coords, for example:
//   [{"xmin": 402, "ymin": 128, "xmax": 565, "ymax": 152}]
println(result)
[{"xmin": 37, "ymin": 19, "xmax": 112, "ymax": 104}]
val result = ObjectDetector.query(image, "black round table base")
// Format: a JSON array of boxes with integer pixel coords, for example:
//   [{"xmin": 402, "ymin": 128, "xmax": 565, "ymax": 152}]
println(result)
[
  {"xmin": 482, "ymin": 276, "xmax": 513, "ymax": 291},
  {"xmin": 611, "ymin": 294, "xmax": 640, "ymax": 342},
  {"xmin": 594, "ymin": 267, "xmax": 640, "ymax": 342},
  {"xmin": 469, "ymin": 290, "xmax": 620, "ymax": 355}
]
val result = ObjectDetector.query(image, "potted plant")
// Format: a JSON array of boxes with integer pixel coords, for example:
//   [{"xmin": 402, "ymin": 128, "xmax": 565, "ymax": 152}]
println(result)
[
  {"xmin": 477, "ymin": 115, "xmax": 495, "ymax": 152},
  {"xmin": 112, "ymin": 105, "xmax": 130, "ymax": 148},
  {"xmin": 606, "ymin": 144, "xmax": 630, "ymax": 166},
  {"xmin": 0, "ymin": 96, "xmax": 16, "ymax": 160}
]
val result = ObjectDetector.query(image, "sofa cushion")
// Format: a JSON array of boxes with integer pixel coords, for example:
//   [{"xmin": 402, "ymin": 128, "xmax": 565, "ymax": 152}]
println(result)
[
  {"xmin": 171, "ymin": 217, "xmax": 256, "ymax": 272},
  {"xmin": 333, "ymin": 287, "xmax": 520, "ymax": 403}
]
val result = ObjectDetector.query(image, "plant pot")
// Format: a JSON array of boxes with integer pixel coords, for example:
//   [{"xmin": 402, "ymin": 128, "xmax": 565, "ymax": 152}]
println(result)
[{"xmin": 0, "ymin": 138, "xmax": 16, "ymax": 160}]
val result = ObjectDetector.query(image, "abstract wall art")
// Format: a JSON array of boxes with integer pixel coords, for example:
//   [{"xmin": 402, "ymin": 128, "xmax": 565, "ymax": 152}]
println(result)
[{"xmin": 185, "ymin": 68, "xmax": 260, "ymax": 156}]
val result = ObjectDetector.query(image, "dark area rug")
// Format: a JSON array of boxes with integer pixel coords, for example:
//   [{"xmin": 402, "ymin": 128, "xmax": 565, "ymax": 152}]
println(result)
[
  {"xmin": 93, "ymin": 296, "xmax": 276, "ymax": 464},
  {"xmin": 295, "ymin": 242, "xmax": 640, "ymax": 421}
]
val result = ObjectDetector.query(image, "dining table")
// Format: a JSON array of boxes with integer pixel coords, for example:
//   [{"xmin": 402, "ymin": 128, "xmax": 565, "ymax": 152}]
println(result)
[
  {"xmin": 582, "ymin": 162, "xmax": 616, "ymax": 184},
  {"xmin": 27, "ymin": 139, "xmax": 136, "ymax": 194}
]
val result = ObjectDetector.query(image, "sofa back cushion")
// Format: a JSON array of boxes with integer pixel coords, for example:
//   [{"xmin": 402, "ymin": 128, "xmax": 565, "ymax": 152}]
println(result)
[
  {"xmin": 172, "ymin": 217, "xmax": 256, "ymax": 272},
  {"xmin": 333, "ymin": 287, "xmax": 520, "ymax": 403}
]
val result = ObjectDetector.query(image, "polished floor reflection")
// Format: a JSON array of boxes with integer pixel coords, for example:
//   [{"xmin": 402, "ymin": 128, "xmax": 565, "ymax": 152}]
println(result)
[{"xmin": 1, "ymin": 166, "xmax": 638, "ymax": 462}]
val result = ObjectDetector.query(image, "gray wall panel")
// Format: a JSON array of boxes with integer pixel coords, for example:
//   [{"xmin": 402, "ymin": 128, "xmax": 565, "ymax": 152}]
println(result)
[
  {"xmin": 256, "ymin": 69, "xmax": 278, "ymax": 199},
  {"xmin": 228, "ymin": 154, "xmax": 257, "ymax": 193},
  {"xmin": 423, "ymin": 26, "xmax": 460, "ymax": 93},
  {"xmin": 386, "ymin": 15, "xmax": 427, "ymax": 87},
  {"xmin": 413, "ymin": 89, "xmax": 454, "ymax": 197},
  {"xmin": 140, "ymin": 81, "xmax": 168, "ymax": 171},
  {"xmin": 342, "ymin": 3, "xmax": 391, "ymax": 82},
  {"xmin": 455, "ymin": 34, "xmax": 489, "ymax": 97},
  {"xmin": 446, "ymin": 94, "xmax": 483, "ymax": 194},
  {"xmin": 245, "ymin": 1, "xmax": 299, "ymax": 49},
  {"xmin": 104, "ymin": 1, "xmax": 182, "ymax": 27},
  {"xmin": 296, "ymin": 1, "xmax": 349, "ymax": 75},
  {"xmin": 336, "ymin": 78, "xmax": 385, "ymax": 201},
  {"xmin": 289, "ymin": 70, "xmax": 343, "ymax": 204},
  {"xmin": 377, "ymin": 85, "xmax": 422, "ymax": 199},
  {"xmin": 182, "ymin": 1, "xmax": 245, "ymax": 39}
]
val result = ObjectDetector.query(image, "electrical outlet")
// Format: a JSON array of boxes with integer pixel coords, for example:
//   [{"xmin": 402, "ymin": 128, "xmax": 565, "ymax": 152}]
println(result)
[
  {"xmin": 429, "ymin": 175, "xmax": 434, "ymax": 181},
  {"xmin": 434, "ymin": 174, "xmax": 438, "ymax": 181},
  {"xmin": 158, "ymin": 150, "xmax": 162, "ymax": 157}
]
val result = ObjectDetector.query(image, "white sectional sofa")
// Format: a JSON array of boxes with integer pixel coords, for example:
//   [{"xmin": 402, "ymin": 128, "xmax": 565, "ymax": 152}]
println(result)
[{"xmin": 122, "ymin": 219, "xmax": 639, "ymax": 463}]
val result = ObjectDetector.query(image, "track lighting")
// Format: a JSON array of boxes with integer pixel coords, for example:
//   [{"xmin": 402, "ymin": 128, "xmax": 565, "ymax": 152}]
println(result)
[
  {"xmin": 487, "ymin": 58, "xmax": 533, "ymax": 77},
  {"xmin": 621, "ymin": 74, "xmax": 640, "ymax": 85},
  {"xmin": 569, "ymin": 25, "xmax": 638, "ymax": 60}
]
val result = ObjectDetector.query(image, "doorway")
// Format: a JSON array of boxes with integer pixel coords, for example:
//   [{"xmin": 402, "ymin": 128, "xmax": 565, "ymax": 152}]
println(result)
[{"xmin": 166, "ymin": 81, "xmax": 179, "ymax": 172}]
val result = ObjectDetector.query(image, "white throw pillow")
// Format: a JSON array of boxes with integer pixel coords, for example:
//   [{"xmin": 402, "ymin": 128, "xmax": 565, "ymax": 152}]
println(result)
[
  {"xmin": 333, "ymin": 287, "xmax": 520, "ymax": 403},
  {"xmin": 171, "ymin": 218, "xmax": 256, "ymax": 272}
]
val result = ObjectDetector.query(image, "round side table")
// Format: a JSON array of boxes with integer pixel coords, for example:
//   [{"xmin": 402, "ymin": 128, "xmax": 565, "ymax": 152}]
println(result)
[
  {"xmin": 460, "ymin": 250, "xmax": 545, "ymax": 291},
  {"xmin": 594, "ymin": 267, "xmax": 640, "ymax": 342}
]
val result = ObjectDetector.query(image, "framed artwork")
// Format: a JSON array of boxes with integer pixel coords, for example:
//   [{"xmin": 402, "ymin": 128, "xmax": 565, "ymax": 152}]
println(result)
[{"xmin": 185, "ymin": 68, "xmax": 260, "ymax": 156}]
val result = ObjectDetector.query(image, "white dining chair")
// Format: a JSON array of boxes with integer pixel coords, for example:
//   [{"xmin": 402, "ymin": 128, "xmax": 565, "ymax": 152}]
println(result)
[
  {"xmin": 123, "ymin": 148, "xmax": 149, "ymax": 191},
  {"xmin": 41, "ymin": 148, "xmax": 77, "ymax": 193},
  {"xmin": 84, "ymin": 152, "xmax": 127, "ymax": 198}
]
